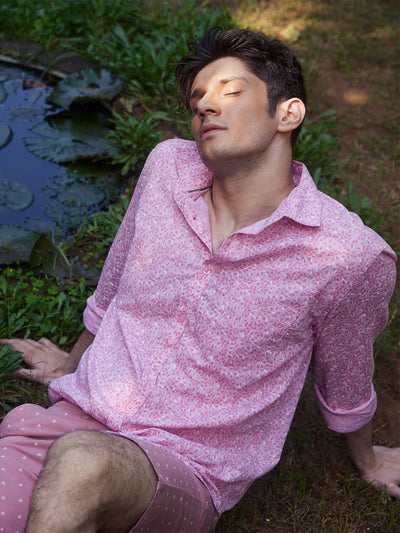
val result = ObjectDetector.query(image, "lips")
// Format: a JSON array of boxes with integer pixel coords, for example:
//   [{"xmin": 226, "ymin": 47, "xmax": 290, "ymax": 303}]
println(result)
[{"xmin": 199, "ymin": 122, "xmax": 226, "ymax": 138}]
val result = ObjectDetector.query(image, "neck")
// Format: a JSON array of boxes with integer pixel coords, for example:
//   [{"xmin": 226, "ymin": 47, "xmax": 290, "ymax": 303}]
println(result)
[
  {"xmin": 202, "ymin": 141, "xmax": 295, "ymax": 254},
  {"xmin": 205, "ymin": 141, "xmax": 294, "ymax": 234}
]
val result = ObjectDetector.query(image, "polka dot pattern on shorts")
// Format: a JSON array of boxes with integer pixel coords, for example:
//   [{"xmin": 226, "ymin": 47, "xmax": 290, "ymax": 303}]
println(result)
[{"xmin": 0, "ymin": 401, "xmax": 218, "ymax": 533}]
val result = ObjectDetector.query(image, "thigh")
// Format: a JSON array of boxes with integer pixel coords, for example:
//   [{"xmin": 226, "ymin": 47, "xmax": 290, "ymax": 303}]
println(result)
[
  {"xmin": 39, "ymin": 431, "xmax": 219, "ymax": 533},
  {"xmin": 34, "ymin": 430, "xmax": 158, "ymax": 533},
  {"xmin": 0, "ymin": 401, "xmax": 108, "ymax": 533}
]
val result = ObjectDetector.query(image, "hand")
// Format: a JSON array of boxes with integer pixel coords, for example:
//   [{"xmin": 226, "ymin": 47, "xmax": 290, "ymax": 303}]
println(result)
[
  {"xmin": 361, "ymin": 446, "xmax": 400, "ymax": 499},
  {"xmin": 0, "ymin": 337, "xmax": 71, "ymax": 385}
]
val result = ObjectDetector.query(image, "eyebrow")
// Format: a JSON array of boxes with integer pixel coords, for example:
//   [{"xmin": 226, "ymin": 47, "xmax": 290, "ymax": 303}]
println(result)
[{"xmin": 189, "ymin": 76, "xmax": 248, "ymax": 101}]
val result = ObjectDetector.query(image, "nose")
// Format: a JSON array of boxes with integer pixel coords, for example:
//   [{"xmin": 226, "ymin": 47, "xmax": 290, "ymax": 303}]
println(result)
[{"xmin": 196, "ymin": 92, "xmax": 220, "ymax": 117}]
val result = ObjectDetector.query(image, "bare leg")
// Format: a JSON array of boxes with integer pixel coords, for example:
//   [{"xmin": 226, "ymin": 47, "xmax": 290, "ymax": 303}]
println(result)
[{"xmin": 25, "ymin": 430, "xmax": 157, "ymax": 533}]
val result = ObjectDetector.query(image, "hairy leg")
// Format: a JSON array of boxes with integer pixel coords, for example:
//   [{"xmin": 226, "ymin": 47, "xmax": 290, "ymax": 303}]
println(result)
[{"xmin": 25, "ymin": 430, "xmax": 157, "ymax": 533}]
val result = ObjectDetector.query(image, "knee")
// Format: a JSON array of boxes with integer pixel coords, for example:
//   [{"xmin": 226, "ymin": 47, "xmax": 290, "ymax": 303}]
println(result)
[{"xmin": 45, "ymin": 430, "xmax": 111, "ymax": 487}]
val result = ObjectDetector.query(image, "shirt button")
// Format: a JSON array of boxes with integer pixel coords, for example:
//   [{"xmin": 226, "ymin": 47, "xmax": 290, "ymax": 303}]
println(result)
[
  {"xmin": 177, "ymin": 313, "xmax": 186, "ymax": 324},
  {"xmin": 151, "ymin": 362, "xmax": 158, "ymax": 370},
  {"xmin": 203, "ymin": 266, "xmax": 211, "ymax": 274}
]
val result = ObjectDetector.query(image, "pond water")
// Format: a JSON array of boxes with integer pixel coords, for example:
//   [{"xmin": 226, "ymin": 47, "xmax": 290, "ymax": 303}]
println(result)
[{"xmin": 0, "ymin": 63, "xmax": 124, "ymax": 242}]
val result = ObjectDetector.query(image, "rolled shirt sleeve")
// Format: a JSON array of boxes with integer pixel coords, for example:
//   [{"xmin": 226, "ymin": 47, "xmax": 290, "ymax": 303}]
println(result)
[{"xmin": 312, "ymin": 251, "xmax": 397, "ymax": 432}]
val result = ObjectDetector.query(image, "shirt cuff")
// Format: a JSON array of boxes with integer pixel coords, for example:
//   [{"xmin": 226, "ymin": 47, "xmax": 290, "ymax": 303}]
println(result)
[
  {"xmin": 314, "ymin": 383, "xmax": 377, "ymax": 433},
  {"xmin": 83, "ymin": 293, "xmax": 105, "ymax": 335}
]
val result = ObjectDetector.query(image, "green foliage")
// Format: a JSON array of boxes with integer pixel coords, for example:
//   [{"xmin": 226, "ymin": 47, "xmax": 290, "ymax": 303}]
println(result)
[
  {"xmin": 104, "ymin": 3, "xmax": 230, "ymax": 113},
  {"xmin": 0, "ymin": 343, "xmax": 24, "ymax": 413},
  {"xmin": 339, "ymin": 182, "xmax": 384, "ymax": 232},
  {"xmin": 294, "ymin": 112, "xmax": 384, "ymax": 232},
  {"xmin": 0, "ymin": 266, "xmax": 93, "ymax": 343},
  {"xmin": 294, "ymin": 110, "xmax": 340, "ymax": 193},
  {"xmin": 107, "ymin": 112, "xmax": 164, "ymax": 174},
  {"xmin": 0, "ymin": 0, "xmax": 144, "ymax": 52},
  {"xmin": 77, "ymin": 194, "xmax": 130, "ymax": 246},
  {"xmin": 70, "ymin": 194, "xmax": 131, "ymax": 270}
]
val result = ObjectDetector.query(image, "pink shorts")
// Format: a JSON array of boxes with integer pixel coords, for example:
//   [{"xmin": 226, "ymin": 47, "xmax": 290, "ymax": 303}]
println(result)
[{"xmin": 0, "ymin": 400, "xmax": 219, "ymax": 533}]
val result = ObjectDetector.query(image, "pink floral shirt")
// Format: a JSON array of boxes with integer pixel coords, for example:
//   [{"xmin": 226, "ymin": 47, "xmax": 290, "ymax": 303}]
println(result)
[{"xmin": 49, "ymin": 139, "xmax": 397, "ymax": 514}]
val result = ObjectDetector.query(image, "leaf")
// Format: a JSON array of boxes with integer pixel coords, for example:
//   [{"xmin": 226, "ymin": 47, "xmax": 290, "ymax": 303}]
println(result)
[
  {"xmin": 0, "ymin": 82, "xmax": 6, "ymax": 104},
  {"xmin": 24, "ymin": 114, "xmax": 110, "ymax": 163},
  {"xmin": 46, "ymin": 69, "xmax": 125, "ymax": 109},
  {"xmin": 0, "ymin": 224, "xmax": 40, "ymax": 264},
  {"xmin": 9, "ymin": 105, "xmax": 47, "ymax": 122},
  {"xmin": 43, "ymin": 171, "xmax": 105, "ymax": 206},
  {"xmin": 0, "ymin": 120, "xmax": 12, "ymax": 149},
  {"xmin": 0, "ymin": 344, "xmax": 23, "ymax": 379},
  {"xmin": 0, "ymin": 178, "xmax": 34, "ymax": 211}
]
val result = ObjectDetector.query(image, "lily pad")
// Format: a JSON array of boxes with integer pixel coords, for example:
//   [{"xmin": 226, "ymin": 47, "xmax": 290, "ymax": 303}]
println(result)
[
  {"xmin": 46, "ymin": 69, "xmax": 125, "ymax": 109},
  {"xmin": 3, "ymin": 79, "xmax": 21, "ymax": 95},
  {"xmin": 0, "ymin": 120, "xmax": 12, "ymax": 149},
  {"xmin": 0, "ymin": 82, "xmax": 6, "ymax": 104},
  {"xmin": 43, "ymin": 170, "xmax": 105, "ymax": 206},
  {"xmin": 9, "ymin": 105, "xmax": 48, "ymax": 122},
  {"xmin": 41, "ymin": 166, "xmax": 122, "ymax": 230},
  {"xmin": 24, "ymin": 114, "xmax": 110, "ymax": 163},
  {"xmin": 0, "ymin": 224, "xmax": 40, "ymax": 264},
  {"xmin": 0, "ymin": 178, "xmax": 33, "ymax": 211}
]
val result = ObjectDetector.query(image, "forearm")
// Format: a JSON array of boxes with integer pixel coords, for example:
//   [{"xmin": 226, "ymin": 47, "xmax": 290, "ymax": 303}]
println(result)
[
  {"xmin": 344, "ymin": 420, "xmax": 377, "ymax": 473},
  {"xmin": 65, "ymin": 328, "xmax": 95, "ymax": 374},
  {"xmin": 343, "ymin": 419, "xmax": 400, "ymax": 498}
]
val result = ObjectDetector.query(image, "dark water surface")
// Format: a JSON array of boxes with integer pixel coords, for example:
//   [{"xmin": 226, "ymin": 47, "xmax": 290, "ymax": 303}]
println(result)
[{"xmin": 0, "ymin": 63, "xmax": 123, "ymax": 238}]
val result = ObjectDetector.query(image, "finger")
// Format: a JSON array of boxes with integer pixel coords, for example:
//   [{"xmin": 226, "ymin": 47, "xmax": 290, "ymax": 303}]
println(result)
[
  {"xmin": 387, "ymin": 482, "xmax": 400, "ymax": 499},
  {"xmin": 1, "ymin": 338, "xmax": 41, "ymax": 351},
  {"xmin": 0, "ymin": 338, "xmax": 23, "ymax": 344},
  {"xmin": 38, "ymin": 337, "xmax": 55, "ymax": 347},
  {"xmin": 15, "ymin": 367, "xmax": 50, "ymax": 386},
  {"xmin": 14, "ymin": 367, "xmax": 36, "ymax": 382}
]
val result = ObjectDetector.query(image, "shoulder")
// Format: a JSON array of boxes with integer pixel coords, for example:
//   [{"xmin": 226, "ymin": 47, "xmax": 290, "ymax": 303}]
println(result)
[
  {"xmin": 292, "ymin": 162, "xmax": 396, "ymax": 266},
  {"xmin": 145, "ymin": 139, "xmax": 212, "ymax": 189},
  {"xmin": 148, "ymin": 138, "xmax": 200, "ymax": 167},
  {"xmin": 293, "ymin": 162, "xmax": 396, "ymax": 290},
  {"xmin": 310, "ymin": 190, "xmax": 397, "ymax": 305},
  {"xmin": 318, "ymin": 190, "xmax": 394, "ymax": 259}
]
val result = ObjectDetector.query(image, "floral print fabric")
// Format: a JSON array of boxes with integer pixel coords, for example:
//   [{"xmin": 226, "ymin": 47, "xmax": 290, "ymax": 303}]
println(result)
[{"xmin": 49, "ymin": 139, "xmax": 397, "ymax": 514}]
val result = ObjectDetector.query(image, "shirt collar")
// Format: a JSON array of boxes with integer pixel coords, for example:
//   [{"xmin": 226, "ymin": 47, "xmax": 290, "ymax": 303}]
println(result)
[{"xmin": 175, "ymin": 141, "xmax": 321, "ymax": 229}]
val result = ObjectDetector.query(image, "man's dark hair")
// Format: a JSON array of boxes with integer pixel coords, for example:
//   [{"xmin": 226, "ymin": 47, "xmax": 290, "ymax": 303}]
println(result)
[{"xmin": 175, "ymin": 27, "xmax": 307, "ymax": 145}]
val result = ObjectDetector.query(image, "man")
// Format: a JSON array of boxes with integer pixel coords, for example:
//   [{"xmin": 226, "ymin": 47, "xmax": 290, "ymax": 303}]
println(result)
[{"xmin": 1, "ymin": 27, "xmax": 399, "ymax": 533}]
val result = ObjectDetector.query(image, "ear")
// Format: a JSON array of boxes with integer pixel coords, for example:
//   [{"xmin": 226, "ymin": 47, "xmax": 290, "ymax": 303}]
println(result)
[{"xmin": 276, "ymin": 98, "xmax": 306, "ymax": 133}]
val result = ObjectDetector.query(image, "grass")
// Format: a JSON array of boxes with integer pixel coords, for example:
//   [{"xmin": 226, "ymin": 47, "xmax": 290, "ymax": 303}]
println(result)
[{"xmin": 0, "ymin": 0, "xmax": 399, "ymax": 531}]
